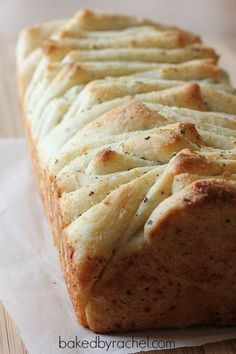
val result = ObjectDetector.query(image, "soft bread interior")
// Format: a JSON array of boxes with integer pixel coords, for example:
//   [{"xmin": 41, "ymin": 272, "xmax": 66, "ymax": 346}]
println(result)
[{"xmin": 17, "ymin": 9, "xmax": 236, "ymax": 332}]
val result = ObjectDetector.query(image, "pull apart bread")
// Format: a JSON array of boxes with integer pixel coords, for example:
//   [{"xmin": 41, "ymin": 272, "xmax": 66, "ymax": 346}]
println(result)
[{"xmin": 16, "ymin": 9, "xmax": 236, "ymax": 333}]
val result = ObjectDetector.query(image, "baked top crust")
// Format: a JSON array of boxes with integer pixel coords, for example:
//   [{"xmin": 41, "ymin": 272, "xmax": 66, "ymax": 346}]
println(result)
[{"xmin": 17, "ymin": 9, "xmax": 236, "ymax": 332}]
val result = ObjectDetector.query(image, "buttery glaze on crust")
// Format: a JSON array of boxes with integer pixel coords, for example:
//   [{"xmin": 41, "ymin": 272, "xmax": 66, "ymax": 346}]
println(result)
[{"xmin": 17, "ymin": 9, "xmax": 236, "ymax": 333}]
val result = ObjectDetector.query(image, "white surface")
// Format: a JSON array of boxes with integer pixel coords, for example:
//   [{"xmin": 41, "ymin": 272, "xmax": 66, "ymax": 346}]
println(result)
[{"xmin": 0, "ymin": 139, "xmax": 236, "ymax": 354}]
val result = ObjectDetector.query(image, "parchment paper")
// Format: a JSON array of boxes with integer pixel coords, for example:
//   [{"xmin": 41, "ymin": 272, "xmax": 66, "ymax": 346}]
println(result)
[{"xmin": 0, "ymin": 139, "xmax": 236, "ymax": 353}]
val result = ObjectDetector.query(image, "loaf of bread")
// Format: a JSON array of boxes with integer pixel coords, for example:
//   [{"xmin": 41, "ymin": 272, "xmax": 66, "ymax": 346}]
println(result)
[{"xmin": 17, "ymin": 9, "xmax": 236, "ymax": 333}]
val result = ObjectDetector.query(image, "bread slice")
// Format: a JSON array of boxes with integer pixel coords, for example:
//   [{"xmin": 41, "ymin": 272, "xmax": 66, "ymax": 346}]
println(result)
[{"xmin": 17, "ymin": 9, "xmax": 236, "ymax": 333}]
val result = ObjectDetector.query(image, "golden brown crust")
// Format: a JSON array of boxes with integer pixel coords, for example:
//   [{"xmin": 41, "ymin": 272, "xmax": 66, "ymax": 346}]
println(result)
[
  {"xmin": 86, "ymin": 179, "xmax": 236, "ymax": 332},
  {"xmin": 16, "ymin": 9, "xmax": 236, "ymax": 333}
]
